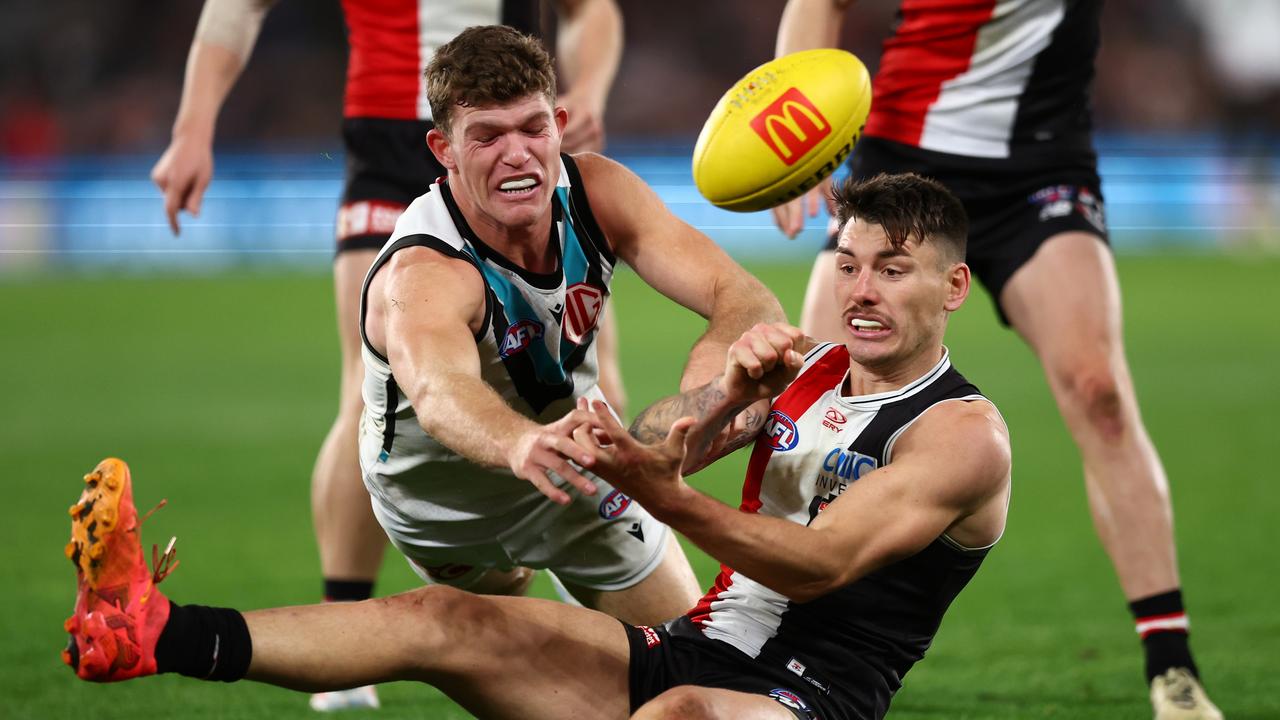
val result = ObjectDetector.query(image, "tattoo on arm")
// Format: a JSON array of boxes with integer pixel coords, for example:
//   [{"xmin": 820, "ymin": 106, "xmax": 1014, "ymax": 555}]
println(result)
[
  {"xmin": 728, "ymin": 407, "xmax": 763, "ymax": 448},
  {"xmin": 390, "ymin": 298, "xmax": 406, "ymax": 312},
  {"xmin": 628, "ymin": 381, "xmax": 756, "ymax": 454}
]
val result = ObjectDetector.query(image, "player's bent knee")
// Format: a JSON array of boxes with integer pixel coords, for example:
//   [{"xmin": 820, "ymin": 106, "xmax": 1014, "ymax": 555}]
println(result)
[
  {"xmin": 376, "ymin": 586, "xmax": 477, "ymax": 662},
  {"xmin": 634, "ymin": 686, "xmax": 723, "ymax": 720}
]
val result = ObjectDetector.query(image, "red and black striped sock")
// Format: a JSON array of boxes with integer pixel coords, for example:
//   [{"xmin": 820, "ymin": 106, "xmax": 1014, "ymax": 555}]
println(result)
[{"xmin": 1129, "ymin": 589, "xmax": 1198, "ymax": 683}]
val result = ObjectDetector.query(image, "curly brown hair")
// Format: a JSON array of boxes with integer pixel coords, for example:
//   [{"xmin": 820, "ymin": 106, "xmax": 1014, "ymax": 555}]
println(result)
[
  {"xmin": 832, "ymin": 172, "xmax": 968, "ymax": 264},
  {"xmin": 426, "ymin": 25, "xmax": 557, "ymax": 136}
]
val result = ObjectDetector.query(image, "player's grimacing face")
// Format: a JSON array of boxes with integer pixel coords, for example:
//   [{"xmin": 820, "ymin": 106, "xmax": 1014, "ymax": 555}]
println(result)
[
  {"xmin": 833, "ymin": 219, "xmax": 966, "ymax": 370},
  {"xmin": 438, "ymin": 94, "xmax": 565, "ymax": 230}
]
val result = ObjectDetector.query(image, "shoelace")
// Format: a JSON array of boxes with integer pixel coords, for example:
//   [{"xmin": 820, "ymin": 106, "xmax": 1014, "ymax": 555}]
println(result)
[{"xmin": 140, "ymin": 499, "xmax": 179, "ymax": 584}]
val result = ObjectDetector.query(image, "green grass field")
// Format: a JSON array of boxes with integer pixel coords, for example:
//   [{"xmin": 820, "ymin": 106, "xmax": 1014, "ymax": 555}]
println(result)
[{"xmin": 2, "ymin": 254, "xmax": 1278, "ymax": 719}]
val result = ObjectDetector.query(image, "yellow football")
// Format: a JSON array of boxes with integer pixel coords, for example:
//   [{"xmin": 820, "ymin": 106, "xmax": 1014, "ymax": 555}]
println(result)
[{"xmin": 693, "ymin": 49, "xmax": 872, "ymax": 213}]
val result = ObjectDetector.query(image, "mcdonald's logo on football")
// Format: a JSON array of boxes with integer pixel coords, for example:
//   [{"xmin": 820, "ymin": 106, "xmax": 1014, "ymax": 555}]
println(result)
[{"xmin": 750, "ymin": 87, "xmax": 831, "ymax": 166}]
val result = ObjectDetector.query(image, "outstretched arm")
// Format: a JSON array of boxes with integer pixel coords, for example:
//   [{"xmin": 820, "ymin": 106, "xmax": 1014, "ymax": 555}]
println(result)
[
  {"xmin": 628, "ymin": 323, "xmax": 810, "ymax": 472},
  {"xmin": 588, "ymin": 398, "xmax": 1010, "ymax": 602},
  {"xmin": 555, "ymin": 0, "xmax": 623, "ymax": 153},
  {"xmin": 376, "ymin": 247, "xmax": 606, "ymax": 504},
  {"xmin": 151, "ymin": 0, "xmax": 277, "ymax": 234}
]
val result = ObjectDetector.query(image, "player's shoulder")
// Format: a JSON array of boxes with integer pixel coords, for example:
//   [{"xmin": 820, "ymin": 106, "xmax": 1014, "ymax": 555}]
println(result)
[
  {"xmin": 896, "ymin": 398, "xmax": 1010, "ymax": 487},
  {"xmin": 567, "ymin": 151, "xmax": 639, "ymax": 195}
]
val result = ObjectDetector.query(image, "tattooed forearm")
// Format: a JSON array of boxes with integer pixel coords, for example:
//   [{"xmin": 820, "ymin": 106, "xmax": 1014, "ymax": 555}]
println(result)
[
  {"xmin": 629, "ymin": 380, "xmax": 745, "ymax": 445},
  {"xmin": 728, "ymin": 407, "xmax": 764, "ymax": 447}
]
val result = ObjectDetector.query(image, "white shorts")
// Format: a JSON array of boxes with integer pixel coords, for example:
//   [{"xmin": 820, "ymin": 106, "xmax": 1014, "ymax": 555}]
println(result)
[{"xmin": 369, "ymin": 480, "xmax": 671, "ymax": 592}]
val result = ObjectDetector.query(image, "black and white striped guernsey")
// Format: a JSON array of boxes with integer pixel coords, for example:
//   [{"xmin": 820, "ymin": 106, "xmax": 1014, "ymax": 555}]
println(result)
[{"xmin": 676, "ymin": 343, "xmax": 1002, "ymax": 720}]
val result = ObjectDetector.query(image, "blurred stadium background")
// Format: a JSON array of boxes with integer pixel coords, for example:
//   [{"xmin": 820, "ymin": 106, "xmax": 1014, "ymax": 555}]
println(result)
[{"xmin": 3, "ymin": 0, "xmax": 1278, "ymax": 718}]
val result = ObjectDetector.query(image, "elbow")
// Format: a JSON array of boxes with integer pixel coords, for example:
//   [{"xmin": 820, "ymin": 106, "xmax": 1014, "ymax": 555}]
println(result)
[{"xmin": 779, "ymin": 559, "xmax": 855, "ymax": 604}]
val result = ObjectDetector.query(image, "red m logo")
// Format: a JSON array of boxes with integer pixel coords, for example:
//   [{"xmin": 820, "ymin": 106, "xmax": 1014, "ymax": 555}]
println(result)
[{"xmin": 750, "ymin": 88, "xmax": 831, "ymax": 166}]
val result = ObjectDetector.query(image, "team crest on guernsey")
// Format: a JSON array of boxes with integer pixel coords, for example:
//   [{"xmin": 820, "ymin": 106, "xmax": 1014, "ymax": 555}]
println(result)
[
  {"xmin": 499, "ymin": 319, "xmax": 544, "ymax": 359},
  {"xmin": 763, "ymin": 410, "xmax": 800, "ymax": 452},
  {"xmin": 563, "ymin": 283, "xmax": 605, "ymax": 345},
  {"xmin": 598, "ymin": 489, "xmax": 632, "ymax": 519}
]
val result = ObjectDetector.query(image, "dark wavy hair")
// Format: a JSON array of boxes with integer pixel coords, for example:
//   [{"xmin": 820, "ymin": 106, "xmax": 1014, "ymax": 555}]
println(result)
[
  {"xmin": 832, "ymin": 173, "xmax": 968, "ymax": 263},
  {"xmin": 426, "ymin": 25, "xmax": 557, "ymax": 136}
]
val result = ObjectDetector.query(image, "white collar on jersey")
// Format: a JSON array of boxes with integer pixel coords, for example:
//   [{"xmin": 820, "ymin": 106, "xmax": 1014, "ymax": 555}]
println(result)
[{"xmin": 834, "ymin": 346, "xmax": 952, "ymax": 409}]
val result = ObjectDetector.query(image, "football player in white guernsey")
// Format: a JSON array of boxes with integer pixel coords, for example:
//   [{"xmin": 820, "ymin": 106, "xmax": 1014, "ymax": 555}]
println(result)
[
  {"xmin": 152, "ymin": 3, "xmax": 628, "ymax": 710},
  {"xmin": 353, "ymin": 26, "xmax": 788, "ymax": 623},
  {"xmin": 65, "ymin": 174, "xmax": 1009, "ymax": 720}
]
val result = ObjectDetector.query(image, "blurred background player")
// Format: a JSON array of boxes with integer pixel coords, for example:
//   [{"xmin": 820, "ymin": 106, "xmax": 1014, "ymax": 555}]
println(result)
[
  {"xmin": 771, "ymin": 1, "xmax": 1222, "ymax": 718},
  {"xmin": 149, "ymin": 0, "xmax": 625, "ymax": 711}
]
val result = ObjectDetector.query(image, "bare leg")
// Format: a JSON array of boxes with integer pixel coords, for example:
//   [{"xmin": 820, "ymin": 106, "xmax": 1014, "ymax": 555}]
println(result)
[
  {"xmin": 562, "ymin": 533, "xmax": 701, "ymax": 626},
  {"xmin": 1000, "ymin": 232, "xmax": 1178, "ymax": 599},
  {"xmin": 632, "ymin": 686, "xmax": 796, "ymax": 720},
  {"xmin": 245, "ymin": 586, "xmax": 633, "ymax": 720},
  {"xmin": 311, "ymin": 249, "xmax": 387, "ymax": 585},
  {"xmin": 799, "ymin": 251, "xmax": 846, "ymax": 344}
]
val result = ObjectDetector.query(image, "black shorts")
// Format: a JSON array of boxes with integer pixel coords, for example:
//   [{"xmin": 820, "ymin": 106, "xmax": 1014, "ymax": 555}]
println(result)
[
  {"xmin": 626, "ymin": 618, "xmax": 841, "ymax": 720},
  {"xmin": 337, "ymin": 117, "xmax": 448, "ymax": 254},
  {"xmin": 828, "ymin": 137, "xmax": 1110, "ymax": 324}
]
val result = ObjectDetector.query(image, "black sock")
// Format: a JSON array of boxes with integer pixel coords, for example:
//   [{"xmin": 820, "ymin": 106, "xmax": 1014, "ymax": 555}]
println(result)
[
  {"xmin": 323, "ymin": 578, "xmax": 374, "ymax": 603},
  {"xmin": 1129, "ymin": 589, "xmax": 1198, "ymax": 682},
  {"xmin": 154, "ymin": 603, "xmax": 252, "ymax": 682}
]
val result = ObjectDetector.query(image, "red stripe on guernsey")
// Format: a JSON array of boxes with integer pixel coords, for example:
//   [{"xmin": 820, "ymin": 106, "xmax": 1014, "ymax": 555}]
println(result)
[
  {"xmin": 864, "ymin": 0, "xmax": 998, "ymax": 146},
  {"xmin": 740, "ymin": 345, "xmax": 849, "ymax": 513},
  {"xmin": 687, "ymin": 346, "xmax": 849, "ymax": 629},
  {"xmin": 341, "ymin": 0, "xmax": 424, "ymax": 119},
  {"xmin": 686, "ymin": 563, "xmax": 735, "ymax": 627}
]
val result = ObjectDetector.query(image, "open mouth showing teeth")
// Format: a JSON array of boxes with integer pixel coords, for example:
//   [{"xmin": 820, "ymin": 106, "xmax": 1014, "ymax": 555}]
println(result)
[
  {"xmin": 850, "ymin": 318, "xmax": 886, "ymax": 330},
  {"xmin": 499, "ymin": 178, "xmax": 538, "ymax": 193}
]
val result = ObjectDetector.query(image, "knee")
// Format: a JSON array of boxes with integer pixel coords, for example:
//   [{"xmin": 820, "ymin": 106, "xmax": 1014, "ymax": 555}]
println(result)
[
  {"xmin": 376, "ymin": 585, "xmax": 478, "ymax": 661},
  {"xmin": 1053, "ymin": 358, "xmax": 1128, "ymax": 441},
  {"xmin": 634, "ymin": 686, "xmax": 722, "ymax": 720}
]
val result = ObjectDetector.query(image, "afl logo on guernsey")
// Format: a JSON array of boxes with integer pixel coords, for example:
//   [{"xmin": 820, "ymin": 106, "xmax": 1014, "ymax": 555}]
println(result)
[
  {"xmin": 499, "ymin": 319, "xmax": 544, "ymax": 359},
  {"xmin": 598, "ymin": 489, "xmax": 632, "ymax": 519},
  {"xmin": 764, "ymin": 410, "xmax": 800, "ymax": 452},
  {"xmin": 564, "ymin": 283, "xmax": 605, "ymax": 345}
]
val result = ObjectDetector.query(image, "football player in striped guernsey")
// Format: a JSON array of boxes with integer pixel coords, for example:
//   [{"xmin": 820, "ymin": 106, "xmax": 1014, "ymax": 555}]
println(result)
[
  {"xmin": 151, "ymin": 1, "xmax": 625, "ymax": 710},
  {"xmin": 772, "ymin": 1, "xmax": 1221, "ymax": 717},
  {"xmin": 64, "ymin": 173, "xmax": 1011, "ymax": 720}
]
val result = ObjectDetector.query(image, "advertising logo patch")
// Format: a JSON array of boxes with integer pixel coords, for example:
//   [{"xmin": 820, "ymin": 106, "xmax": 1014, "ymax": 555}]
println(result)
[
  {"xmin": 640, "ymin": 625, "xmax": 662, "ymax": 648},
  {"xmin": 763, "ymin": 410, "xmax": 800, "ymax": 452},
  {"xmin": 599, "ymin": 489, "xmax": 632, "ymax": 519},
  {"xmin": 823, "ymin": 407, "xmax": 846, "ymax": 433},
  {"xmin": 499, "ymin": 319, "xmax": 544, "ymax": 359},
  {"xmin": 750, "ymin": 87, "xmax": 831, "ymax": 166},
  {"xmin": 564, "ymin": 283, "xmax": 605, "ymax": 344}
]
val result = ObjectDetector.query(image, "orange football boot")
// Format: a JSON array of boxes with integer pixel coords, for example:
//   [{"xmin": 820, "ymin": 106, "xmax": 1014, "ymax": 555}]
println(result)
[{"xmin": 62, "ymin": 458, "xmax": 178, "ymax": 682}]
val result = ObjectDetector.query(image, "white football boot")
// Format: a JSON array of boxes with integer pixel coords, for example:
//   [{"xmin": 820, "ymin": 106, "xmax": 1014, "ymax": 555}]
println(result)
[{"xmin": 1150, "ymin": 668, "xmax": 1223, "ymax": 720}]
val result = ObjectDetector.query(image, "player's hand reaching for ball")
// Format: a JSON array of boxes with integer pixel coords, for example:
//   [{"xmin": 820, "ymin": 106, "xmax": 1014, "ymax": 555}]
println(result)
[
  {"xmin": 722, "ymin": 323, "xmax": 807, "ymax": 403},
  {"xmin": 574, "ymin": 399, "xmax": 695, "ymax": 512},
  {"xmin": 508, "ymin": 409, "xmax": 608, "ymax": 505}
]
